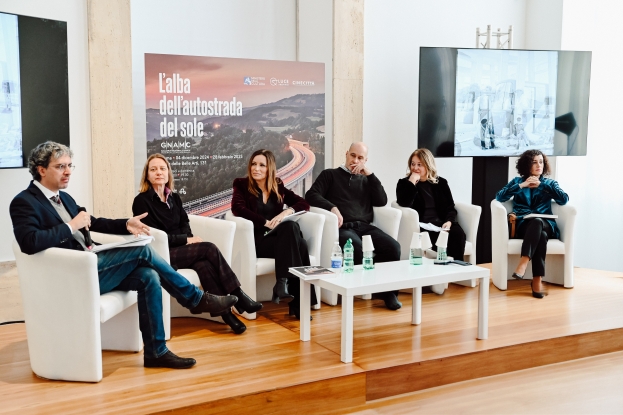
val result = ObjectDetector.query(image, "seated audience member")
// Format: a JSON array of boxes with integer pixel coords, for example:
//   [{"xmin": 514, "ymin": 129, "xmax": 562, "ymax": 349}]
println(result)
[
  {"xmin": 231, "ymin": 149, "xmax": 317, "ymax": 320},
  {"xmin": 496, "ymin": 149, "xmax": 569, "ymax": 298},
  {"xmin": 396, "ymin": 148, "xmax": 466, "ymax": 261},
  {"xmin": 305, "ymin": 142, "xmax": 402, "ymax": 310},
  {"xmin": 10, "ymin": 142, "xmax": 237, "ymax": 369},
  {"xmin": 132, "ymin": 154, "xmax": 262, "ymax": 335}
]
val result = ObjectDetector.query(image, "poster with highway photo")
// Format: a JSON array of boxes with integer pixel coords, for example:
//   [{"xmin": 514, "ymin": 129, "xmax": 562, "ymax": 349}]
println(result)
[{"xmin": 144, "ymin": 53, "xmax": 325, "ymax": 218}]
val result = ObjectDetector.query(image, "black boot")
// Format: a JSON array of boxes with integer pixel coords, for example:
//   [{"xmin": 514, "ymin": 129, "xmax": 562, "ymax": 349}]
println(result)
[
  {"xmin": 231, "ymin": 287, "xmax": 263, "ymax": 314},
  {"xmin": 288, "ymin": 303, "xmax": 312, "ymax": 321},
  {"xmin": 272, "ymin": 278, "xmax": 294, "ymax": 304},
  {"xmin": 190, "ymin": 291, "xmax": 238, "ymax": 315},
  {"xmin": 144, "ymin": 351, "xmax": 196, "ymax": 369},
  {"xmin": 221, "ymin": 310, "xmax": 246, "ymax": 334}
]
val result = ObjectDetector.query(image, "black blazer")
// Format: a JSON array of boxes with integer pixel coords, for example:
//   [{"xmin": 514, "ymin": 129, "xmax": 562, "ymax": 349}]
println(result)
[
  {"xmin": 10, "ymin": 181, "xmax": 129, "ymax": 255},
  {"xmin": 396, "ymin": 176, "xmax": 458, "ymax": 223},
  {"xmin": 231, "ymin": 177, "xmax": 309, "ymax": 228}
]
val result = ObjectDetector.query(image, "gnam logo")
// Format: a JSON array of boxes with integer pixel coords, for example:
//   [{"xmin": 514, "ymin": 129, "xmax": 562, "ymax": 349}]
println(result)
[
  {"xmin": 243, "ymin": 77, "xmax": 252, "ymax": 85},
  {"xmin": 161, "ymin": 139, "xmax": 191, "ymax": 150},
  {"xmin": 270, "ymin": 78, "xmax": 289, "ymax": 86}
]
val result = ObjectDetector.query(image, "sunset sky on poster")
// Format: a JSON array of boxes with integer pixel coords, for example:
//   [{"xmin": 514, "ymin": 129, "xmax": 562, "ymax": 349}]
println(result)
[{"xmin": 145, "ymin": 54, "xmax": 324, "ymax": 109}]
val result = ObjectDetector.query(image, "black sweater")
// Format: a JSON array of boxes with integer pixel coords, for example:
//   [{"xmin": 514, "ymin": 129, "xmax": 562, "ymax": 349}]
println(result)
[
  {"xmin": 396, "ymin": 176, "xmax": 458, "ymax": 224},
  {"xmin": 305, "ymin": 167, "xmax": 388, "ymax": 224},
  {"xmin": 132, "ymin": 188, "xmax": 193, "ymax": 248}
]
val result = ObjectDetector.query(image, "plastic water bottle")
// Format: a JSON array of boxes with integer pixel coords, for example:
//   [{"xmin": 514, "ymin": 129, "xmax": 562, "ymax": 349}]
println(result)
[
  {"xmin": 343, "ymin": 239, "xmax": 354, "ymax": 273},
  {"xmin": 436, "ymin": 247, "xmax": 448, "ymax": 261},
  {"xmin": 363, "ymin": 251, "xmax": 374, "ymax": 270},
  {"xmin": 331, "ymin": 242, "xmax": 343, "ymax": 269},
  {"xmin": 410, "ymin": 232, "xmax": 423, "ymax": 265}
]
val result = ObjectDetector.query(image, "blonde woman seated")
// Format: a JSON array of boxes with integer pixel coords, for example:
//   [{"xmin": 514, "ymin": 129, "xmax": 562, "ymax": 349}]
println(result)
[
  {"xmin": 396, "ymin": 148, "xmax": 467, "ymax": 261},
  {"xmin": 133, "ymin": 154, "xmax": 262, "ymax": 335}
]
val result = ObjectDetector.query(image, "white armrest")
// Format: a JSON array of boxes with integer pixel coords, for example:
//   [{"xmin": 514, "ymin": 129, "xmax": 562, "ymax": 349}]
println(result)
[
  {"xmin": 552, "ymin": 203, "xmax": 576, "ymax": 245},
  {"xmin": 372, "ymin": 206, "xmax": 402, "ymax": 240},
  {"xmin": 224, "ymin": 212, "xmax": 257, "ymax": 300},
  {"xmin": 390, "ymin": 201, "xmax": 420, "ymax": 260},
  {"xmin": 146, "ymin": 228, "xmax": 171, "ymax": 263},
  {"xmin": 455, "ymin": 202, "xmax": 482, "ymax": 264},
  {"xmin": 310, "ymin": 207, "xmax": 339, "ymax": 268},
  {"xmin": 91, "ymin": 231, "xmax": 134, "ymax": 245},
  {"xmin": 296, "ymin": 212, "xmax": 325, "ymax": 263},
  {"xmin": 189, "ymin": 215, "xmax": 236, "ymax": 263}
]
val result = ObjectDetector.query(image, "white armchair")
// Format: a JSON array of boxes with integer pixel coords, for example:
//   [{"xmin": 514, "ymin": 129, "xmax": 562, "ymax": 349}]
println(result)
[
  {"xmin": 391, "ymin": 201, "xmax": 481, "ymax": 294},
  {"xmin": 310, "ymin": 206, "xmax": 402, "ymax": 305},
  {"xmin": 225, "ymin": 211, "xmax": 325, "ymax": 319},
  {"xmin": 12, "ymin": 232, "xmax": 143, "ymax": 383},
  {"xmin": 149, "ymin": 215, "xmax": 236, "ymax": 326},
  {"xmin": 491, "ymin": 199, "xmax": 576, "ymax": 290}
]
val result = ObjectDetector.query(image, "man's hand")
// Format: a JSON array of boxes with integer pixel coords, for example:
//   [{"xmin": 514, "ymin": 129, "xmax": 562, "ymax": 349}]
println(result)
[
  {"xmin": 127, "ymin": 212, "xmax": 151, "ymax": 237},
  {"xmin": 350, "ymin": 163, "xmax": 371, "ymax": 176},
  {"xmin": 408, "ymin": 172, "xmax": 420, "ymax": 185},
  {"xmin": 68, "ymin": 211, "xmax": 91, "ymax": 232},
  {"xmin": 266, "ymin": 208, "xmax": 293, "ymax": 229},
  {"xmin": 442, "ymin": 221, "xmax": 452, "ymax": 230},
  {"xmin": 187, "ymin": 236, "xmax": 203, "ymax": 244},
  {"xmin": 331, "ymin": 206, "xmax": 344, "ymax": 228}
]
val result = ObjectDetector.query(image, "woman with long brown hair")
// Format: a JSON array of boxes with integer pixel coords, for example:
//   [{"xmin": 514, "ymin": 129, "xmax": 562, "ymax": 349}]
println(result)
[
  {"xmin": 133, "ymin": 153, "xmax": 262, "ymax": 335},
  {"xmin": 231, "ymin": 149, "xmax": 317, "ymax": 319}
]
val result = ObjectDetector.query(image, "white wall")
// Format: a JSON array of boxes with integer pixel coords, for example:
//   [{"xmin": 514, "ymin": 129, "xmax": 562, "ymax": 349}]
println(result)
[
  {"xmin": 363, "ymin": 0, "xmax": 527, "ymax": 204},
  {"xmin": 555, "ymin": 0, "xmax": 623, "ymax": 272},
  {"xmin": 0, "ymin": 0, "xmax": 92, "ymax": 261},
  {"xmin": 130, "ymin": 0, "xmax": 333, "ymax": 189}
]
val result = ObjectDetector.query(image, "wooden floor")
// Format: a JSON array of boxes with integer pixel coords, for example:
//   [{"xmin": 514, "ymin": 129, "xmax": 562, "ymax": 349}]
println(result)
[{"xmin": 0, "ymin": 266, "xmax": 622, "ymax": 414}]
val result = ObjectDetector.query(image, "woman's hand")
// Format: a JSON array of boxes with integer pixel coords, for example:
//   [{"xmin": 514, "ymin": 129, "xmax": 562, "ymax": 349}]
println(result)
[
  {"xmin": 266, "ymin": 208, "xmax": 294, "ymax": 229},
  {"xmin": 187, "ymin": 236, "xmax": 203, "ymax": 244},
  {"xmin": 408, "ymin": 172, "xmax": 420, "ymax": 185},
  {"xmin": 442, "ymin": 221, "xmax": 452, "ymax": 230},
  {"xmin": 520, "ymin": 176, "xmax": 540, "ymax": 189}
]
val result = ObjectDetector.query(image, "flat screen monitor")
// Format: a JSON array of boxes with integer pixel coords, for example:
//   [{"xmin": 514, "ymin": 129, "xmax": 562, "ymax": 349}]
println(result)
[
  {"xmin": 418, "ymin": 47, "xmax": 591, "ymax": 157},
  {"xmin": 0, "ymin": 11, "xmax": 69, "ymax": 168}
]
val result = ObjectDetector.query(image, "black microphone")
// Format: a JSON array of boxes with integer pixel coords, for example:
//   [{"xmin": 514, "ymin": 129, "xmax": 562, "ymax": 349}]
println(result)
[{"xmin": 77, "ymin": 207, "xmax": 93, "ymax": 249}]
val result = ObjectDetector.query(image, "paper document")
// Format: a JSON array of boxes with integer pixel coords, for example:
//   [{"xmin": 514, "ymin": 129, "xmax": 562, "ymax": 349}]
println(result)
[
  {"xmin": 419, "ymin": 222, "xmax": 449, "ymax": 233},
  {"xmin": 91, "ymin": 235, "xmax": 153, "ymax": 253},
  {"xmin": 289, "ymin": 266, "xmax": 337, "ymax": 280},
  {"xmin": 523, "ymin": 213, "xmax": 558, "ymax": 220},
  {"xmin": 264, "ymin": 210, "xmax": 306, "ymax": 235}
]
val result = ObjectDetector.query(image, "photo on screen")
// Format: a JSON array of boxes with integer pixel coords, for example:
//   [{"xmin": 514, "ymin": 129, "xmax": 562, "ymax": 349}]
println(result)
[
  {"xmin": 454, "ymin": 49, "xmax": 558, "ymax": 156},
  {"xmin": 0, "ymin": 13, "xmax": 22, "ymax": 168}
]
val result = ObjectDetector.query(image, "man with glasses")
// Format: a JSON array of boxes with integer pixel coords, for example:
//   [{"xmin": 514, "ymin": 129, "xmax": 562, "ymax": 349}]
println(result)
[{"xmin": 10, "ymin": 141, "xmax": 237, "ymax": 369}]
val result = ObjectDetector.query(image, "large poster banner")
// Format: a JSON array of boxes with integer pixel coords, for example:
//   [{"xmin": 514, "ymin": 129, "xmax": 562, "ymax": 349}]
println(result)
[{"xmin": 144, "ymin": 53, "xmax": 325, "ymax": 217}]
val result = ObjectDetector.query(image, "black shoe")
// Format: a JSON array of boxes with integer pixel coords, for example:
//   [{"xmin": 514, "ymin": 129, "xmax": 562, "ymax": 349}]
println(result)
[
  {"xmin": 232, "ymin": 287, "xmax": 263, "ymax": 314},
  {"xmin": 512, "ymin": 272, "xmax": 524, "ymax": 280},
  {"xmin": 288, "ymin": 303, "xmax": 312, "ymax": 320},
  {"xmin": 383, "ymin": 293, "xmax": 402, "ymax": 310},
  {"xmin": 531, "ymin": 280, "xmax": 546, "ymax": 299},
  {"xmin": 221, "ymin": 310, "xmax": 247, "ymax": 334},
  {"xmin": 144, "ymin": 351, "xmax": 196, "ymax": 369},
  {"xmin": 190, "ymin": 292, "xmax": 237, "ymax": 315},
  {"xmin": 272, "ymin": 278, "xmax": 294, "ymax": 304}
]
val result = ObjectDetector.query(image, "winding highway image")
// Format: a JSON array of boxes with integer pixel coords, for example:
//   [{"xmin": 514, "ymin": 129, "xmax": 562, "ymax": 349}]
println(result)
[{"xmin": 182, "ymin": 139, "xmax": 316, "ymax": 218}]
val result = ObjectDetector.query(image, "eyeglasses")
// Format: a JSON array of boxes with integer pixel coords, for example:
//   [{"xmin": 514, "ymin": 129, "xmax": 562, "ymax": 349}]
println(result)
[{"xmin": 50, "ymin": 164, "xmax": 75, "ymax": 172}]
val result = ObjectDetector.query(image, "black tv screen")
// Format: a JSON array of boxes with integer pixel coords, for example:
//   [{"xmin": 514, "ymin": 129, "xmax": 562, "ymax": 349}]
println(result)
[
  {"xmin": 0, "ymin": 11, "xmax": 69, "ymax": 168},
  {"xmin": 418, "ymin": 47, "xmax": 591, "ymax": 157}
]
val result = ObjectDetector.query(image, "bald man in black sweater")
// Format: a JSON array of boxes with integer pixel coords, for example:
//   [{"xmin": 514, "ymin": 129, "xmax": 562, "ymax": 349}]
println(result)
[{"xmin": 305, "ymin": 142, "xmax": 402, "ymax": 310}]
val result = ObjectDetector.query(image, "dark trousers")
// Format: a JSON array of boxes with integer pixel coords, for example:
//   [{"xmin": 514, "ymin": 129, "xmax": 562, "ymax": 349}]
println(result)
[
  {"xmin": 516, "ymin": 218, "xmax": 554, "ymax": 277},
  {"xmin": 339, "ymin": 221, "xmax": 401, "ymax": 298},
  {"xmin": 254, "ymin": 221, "xmax": 318, "ymax": 308},
  {"xmin": 428, "ymin": 222, "xmax": 467, "ymax": 261},
  {"xmin": 169, "ymin": 242, "xmax": 241, "ymax": 316}
]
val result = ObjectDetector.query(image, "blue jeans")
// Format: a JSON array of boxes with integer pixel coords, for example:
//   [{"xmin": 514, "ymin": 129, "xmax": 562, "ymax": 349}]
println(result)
[{"xmin": 97, "ymin": 245, "xmax": 204, "ymax": 358}]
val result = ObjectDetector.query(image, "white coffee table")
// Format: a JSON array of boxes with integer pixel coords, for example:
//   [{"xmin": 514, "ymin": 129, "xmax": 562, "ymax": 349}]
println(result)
[{"xmin": 291, "ymin": 259, "xmax": 490, "ymax": 363}]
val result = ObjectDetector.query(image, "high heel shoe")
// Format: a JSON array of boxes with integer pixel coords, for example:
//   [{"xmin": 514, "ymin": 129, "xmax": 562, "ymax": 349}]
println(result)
[
  {"xmin": 530, "ymin": 279, "xmax": 546, "ymax": 299},
  {"xmin": 272, "ymin": 278, "xmax": 294, "ymax": 304},
  {"xmin": 221, "ymin": 310, "xmax": 246, "ymax": 334},
  {"xmin": 231, "ymin": 287, "xmax": 263, "ymax": 314},
  {"xmin": 288, "ymin": 303, "xmax": 312, "ymax": 321},
  {"xmin": 512, "ymin": 272, "xmax": 524, "ymax": 280}
]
